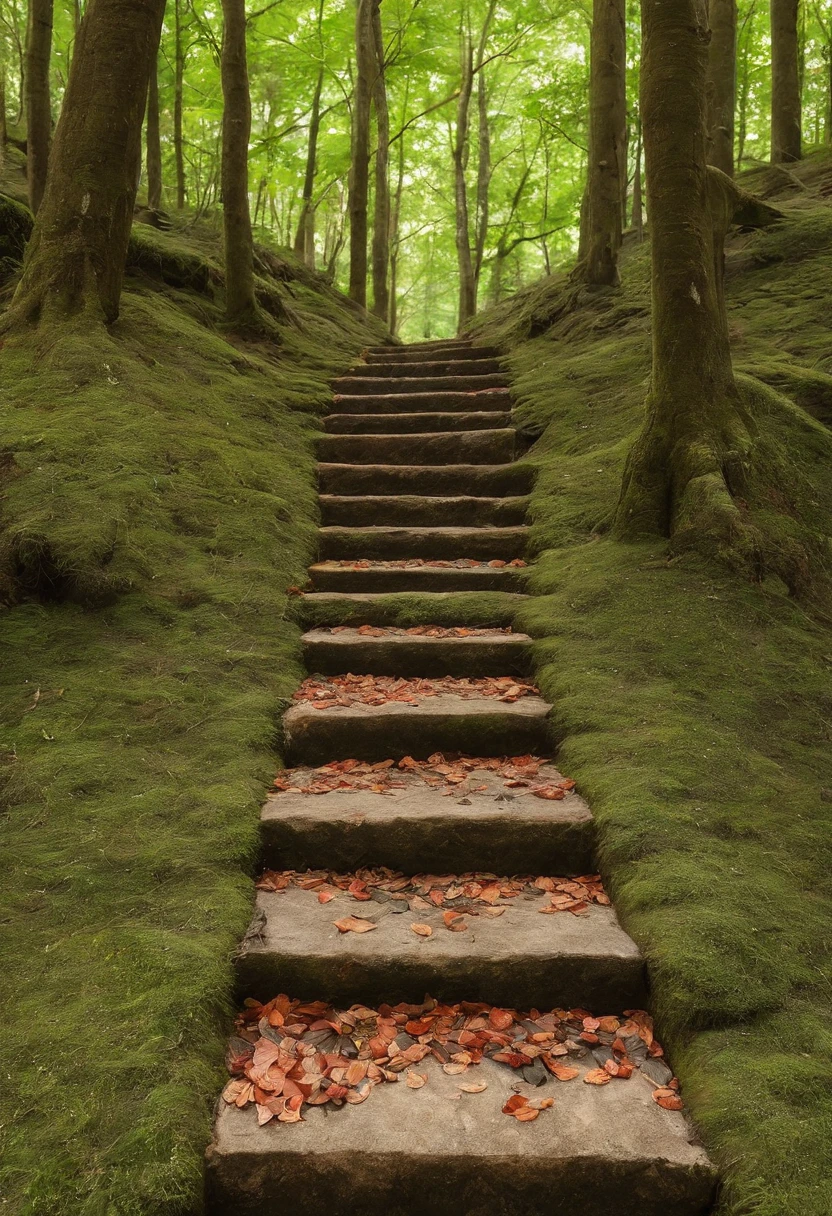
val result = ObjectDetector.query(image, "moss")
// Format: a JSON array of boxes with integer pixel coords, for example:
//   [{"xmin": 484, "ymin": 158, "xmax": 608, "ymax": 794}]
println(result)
[
  {"xmin": 0, "ymin": 220, "xmax": 385, "ymax": 1214},
  {"xmin": 472, "ymin": 153, "xmax": 832, "ymax": 1215}
]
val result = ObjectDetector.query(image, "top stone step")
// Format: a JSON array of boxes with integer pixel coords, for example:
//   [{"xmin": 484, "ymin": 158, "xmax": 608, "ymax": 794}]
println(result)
[
  {"xmin": 351, "ymin": 358, "xmax": 503, "ymax": 379},
  {"xmin": 365, "ymin": 344, "xmax": 499, "ymax": 364}
]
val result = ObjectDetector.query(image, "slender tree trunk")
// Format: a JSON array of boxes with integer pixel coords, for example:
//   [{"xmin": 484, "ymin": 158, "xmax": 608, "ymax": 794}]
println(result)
[
  {"xmin": 706, "ymin": 0, "xmax": 736, "ymax": 175},
  {"xmin": 614, "ymin": 0, "xmax": 780, "ymax": 546},
  {"xmin": 583, "ymin": 0, "xmax": 627, "ymax": 285},
  {"xmin": 293, "ymin": 64, "xmax": 324, "ymax": 265},
  {"xmin": 473, "ymin": 67, "xmax": 490, "ymax": 295},
  {"xmin": 370, "ymin": 0, "xmax": 390, "ymax": 321},
  {"xmin": 25, "ymin": 0, "xmax": 53, "ymax": 213},
  {"xmin": 0, "ymin": 65, "xmax": 7, "ymax": 167},
  {"xmin": 388, "ymin": 111, "xmax": 407, "ymax": 334},
  {"xmin": 174, "ymin": 0, "xmax": 186, "ymax": 208},
  {"xmin": 632, "ymin": 111, "xmax": 644, "ymax": 238},
  {"xmin": 453, "ymin": 31, "xmax": 476, "ymax": 329},
  {"xmin": 827, "ymin": 41, "xmax": 832, "ymax": 143},
  {"xmin": 146, "ymin": 46, "xmax": 162, "ymax": 209},
  {"xmin": 220, "ymin": 0, "xmax": 257, "ymax": 324},
  {"xmin": 770, "ymin": 0, "xmax": 802, "ymax": 161},
  {"xmin": 349, "ymin": 0, "xmax": 374, "ymax": 306},
  {"xmin": 6, "ymin": 0, "xmax": 166, "ymax": 328}
]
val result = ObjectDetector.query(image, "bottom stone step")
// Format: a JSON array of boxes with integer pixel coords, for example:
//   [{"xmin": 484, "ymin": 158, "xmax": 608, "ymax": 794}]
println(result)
[{"xmin": 206, "ymin": 1056, "xmax": 717, "ymax": 1216}]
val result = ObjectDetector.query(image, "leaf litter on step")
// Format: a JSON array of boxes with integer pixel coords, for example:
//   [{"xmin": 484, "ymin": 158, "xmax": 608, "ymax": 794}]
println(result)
[
  {"xmin": 224, "ymin": 995, "xmax": 681, "ymax": 1127},
  {"xmin": 293, "ymin": 674, "xmax": 539, "ymax": 709}
]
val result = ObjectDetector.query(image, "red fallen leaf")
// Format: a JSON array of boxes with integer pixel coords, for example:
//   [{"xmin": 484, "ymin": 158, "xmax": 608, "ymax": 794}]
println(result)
[
  {"xmin": 287, "ymin": 586, "xmax": 304, "ymax": 597},
  {"xmin": 411, "ymin": 923, "xmax": 433, "ymax": 937},
  {"xmin": 580, "ymin": 1031, "xmax": 600, "ymax": 1044},
  {"xmin": 597, "ymin": 1016, "xmax": 620, "ymax": 1033},
  {"xmin": 406, "ymin": 1019, "xmax": 434, "ymax": 1036},
  {"xmin": 583, "ymin": 1069, "xmax": 612, "ymax": 1086},
  {"xmin": 653, "ymin": 1088, "xmax": 684, "ymax": 1110},
  {"xmin": 333, "ymin": 916, "xmax": 377, "ymax": 934},
  {"xmin": 443, "ymin": 911, "xmax": 468, "ymax": 931},
  {"xmin": 406, "ymin": 1070, "xmax": 427, "ymax": 1088},
  {"xmin": 513, "ymin": 1106, "xmax": 540, "ymax": 1121},
  {"xmin": 529, "ymin": 1096, "xmax": 555, "ymax": 1110},
  {"xmin": 502, "ymin": 1094, "xmax": 529, "ymax": 1114},
  {"xmin": 532, "ymin": 786, "xmax": 566, "ymax": 801},
  {"xmin": 348, "ymin": 878, "xmax": 372, "ymax": 901},
  {"xmin": 489, "ymin": 1008, "xmax": 515, "ymax": 1031},
  {"xmin": 492, "ymin": 1051, "xmax": 532, "ymax": 1068},
  {"xmin": 543, "ymin": 1057, "xmax": 579, "ymax": 1081}
]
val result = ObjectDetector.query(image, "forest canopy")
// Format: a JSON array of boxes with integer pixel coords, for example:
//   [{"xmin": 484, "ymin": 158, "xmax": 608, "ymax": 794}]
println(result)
[{"xmin": 3, "ymin": 0, "xmax": 832, "ymax": 337}]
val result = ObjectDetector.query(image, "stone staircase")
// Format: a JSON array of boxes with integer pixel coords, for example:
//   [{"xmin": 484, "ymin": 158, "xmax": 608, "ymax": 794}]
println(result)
[{"xmin": 205, "ymin": 339, "xmax": 717, "ymax": 1215}]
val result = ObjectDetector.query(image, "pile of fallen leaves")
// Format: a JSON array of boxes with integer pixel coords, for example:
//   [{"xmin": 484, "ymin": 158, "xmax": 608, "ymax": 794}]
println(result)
[
  {"xmin": 293, "ymin": 674, "xmax": 538, "ymax": 710},
  {"xmin": 257, "ymin": 868, "xmax": 609, "ymax": 928},
  {"xmin": 319, "ymin": 558, "xmax": 527, "ymax": 570},
  {"xmin": 272, "ymin": 752, "xmax": 576, "ymax": 800},
  {"xmin": 322, "ymin": 625, "xmax": 514, "ymax": 638},
  {"xmin": 224, "ymin": 995, "xmax": 682, "ymax": 1127}
]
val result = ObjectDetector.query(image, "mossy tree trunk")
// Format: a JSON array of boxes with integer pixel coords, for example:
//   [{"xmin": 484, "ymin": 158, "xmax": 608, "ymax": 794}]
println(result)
[
  {"xmin": 220, "ymin": 0, "xmax": 257, "ymax": 325},
  {"xmin": 5, "ymin": 0, "xmax": 166, "ymax": 328},
  {"xmin": 146, "ymin": 45, "xmax": 162, "ymax": 211},
  {"xmin": 25, "ymin": 0, "xmax": 53, "ymax": 213},
  {"xmin": 371, "ymin": 0, "xmax": 390, "ymax": 323},
  {"xmin": 706, "ymin": 0, "xmax": 736, "ymax": 176},
  {"xmin": 349, "ymin": 0, "xmax": 374, "ymax": 307},
  {"xmin": 770, "ymin": 0, "xmax": 802, "ymax": 162},
  {"xmin": 582, "ymin": 0, "xmax": 626, "ymax": 286},
  {"xmin": 174, "ymin": 0, "xmax": 186, "ymax": 209},
  {"xmin": 614, "ymin": 0, "xmax": 781, "ymax": 548}
]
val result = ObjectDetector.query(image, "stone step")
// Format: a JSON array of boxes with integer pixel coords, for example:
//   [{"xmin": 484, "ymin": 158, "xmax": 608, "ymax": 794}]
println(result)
[
  {"xmin": 335, "ymin": 374, "xmax": 508, "ymax": 395},
  {"xmin": 206, "ymin": 1060, "xmax": 717, "ymax": 1216},
  {"xmin": 283, "ymin": 693, "xmax": 551, "ymax": 764},
  {"xmin": 330, "ymin": 388, "xmax": 513, "ymax": 412},
  {"xmin": 261, "ymin": 760, "xmax": 592, "ymax": 873},
  {"xmin": 319, "ymin": 494, "xmax": 529, "ymax": 528},
  {"xmin": 307, "ymin": 562, "xmax": 528, "ymax": 593},
  {"xmin": 365, "ymin": 342, "xmax": 499, "ymax": 362},
  {"xmin": 324, "ymin": 411, "xmax": 512, "ymax": 435},
  {"xmin": 317, "ymin": 462, "xmax": 534, "ymax": 497},
  {"xmin": 235, "ymin": 886, "xmax": 646, "ymax": 1010},
  {"xmin": 344, "ymin": 357, "xmax": 503, "ymax": 378},
  {"xmin": 318, "ymin": 430, "xmax": 515, "ymax": 467},
  {"xmin": 297, "ymin": 590, "xmax": 530, "ymax": 629},
  {"xmin": 301, "ymin": 627, "xmax": 532, "ymax": 678},
  {"xmin": 317, "ymin": 526, "xmax": 529, "ymax": 562}
]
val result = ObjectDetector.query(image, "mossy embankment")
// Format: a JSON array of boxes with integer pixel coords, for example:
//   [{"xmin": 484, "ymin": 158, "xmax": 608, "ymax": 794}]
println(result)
[
  {"xmin": 0, "ymin": 197, "xmax": 386, "ymax": 1214},
  {"xmin": 472, "ymin": 153, "xmax": 832, "ymax": 1216}
]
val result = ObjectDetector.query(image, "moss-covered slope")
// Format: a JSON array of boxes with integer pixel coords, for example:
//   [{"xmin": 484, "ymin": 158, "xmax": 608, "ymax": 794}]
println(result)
[
  {"xmin": 0, "ymin": 217, "xmax": 386, "ymax": 1214},
  {"xmin": 472, "ymin": 152, "xmax": 832, "ymax": 1216}
]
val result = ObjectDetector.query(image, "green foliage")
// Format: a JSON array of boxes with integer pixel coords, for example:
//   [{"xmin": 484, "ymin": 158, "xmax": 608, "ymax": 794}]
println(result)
[
  {"xmin": 0, "ymin": 224, "xmax": 384, "ymax": 1215},
  {"xmin": 472, "ymin": 156, "xmax": 832, "ymax": 1215}
]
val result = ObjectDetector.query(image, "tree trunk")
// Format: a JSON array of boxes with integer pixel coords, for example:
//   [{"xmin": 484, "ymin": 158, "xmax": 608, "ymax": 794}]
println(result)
[
  {"xmin": 614, "ymin": 0, "xmax": 780, "ymax": 546},
  {"xmin": 583, "ymin": 0, "xmax": 626, "ymax": 285},
  {"xmin": 6, "ymin": 0, "xmax": 166, "ymax": 328},
  {"xmin": 25, "ymin": 0, "xmax": 53, "ymax": 213},
  {"xmin": 770, "ymin": 0, "xmax": 802, "ymax": 161},
  {"xmin": 631, "ymin": 111, "xmax": 644, "ymax": 238},
  {"xmin": 174, "ymin": 0, "xmax": 186, "ymax": 208},
  {"xmin": 349, "ymin": 0, "xmax": 374, "ymax": 307},
  {"xmin": 473, "ymin": 67, "xmax": 490, "ymax": 295},
  {"xmin": 146, "ymin": 45, "xmax": 162, "ymax": 210},
  {"xmin": 0, "ymin": 64, "xmax": 7, "ymax": 167},
  {"xmin": 220, "ymin": 0, "xmax": 257, "ymax": 325},
  {"xmin": 293, "ymin": 64, "xmax": 323, "ymax": 266},
  {"xmin": 827, "ymin": 40, "xmax": 832, "ymax": 144},
  {"xmin": 370, "ymin": 0, "xmax": 390, "ymax": 322},
  {"xmin": 388, "ymin": 122, "xmax": 406, "ymax": 333},
  {"xmin": 706, "ymin": 0, "xmax": 736, "ymax": 175},
  {"xmin": 453, "ymin": 31, "xmax": 476, "ymax": 329}
]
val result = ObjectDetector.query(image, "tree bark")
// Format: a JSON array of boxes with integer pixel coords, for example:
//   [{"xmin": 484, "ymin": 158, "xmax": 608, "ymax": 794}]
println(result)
[
  {"xmin": 388, "ymin": 118, "xmax": 406, "ymax": 333},
  {"xmin": 0, "ymin": 64, "xmax": 7, "ymax": 167},
  {"xmin": 631, "ymin": 110, "xmax": 644, "ymax": 238},
  {"xmin": 25, "ymin": 0, "xmax": 53, "ymax": 213},
  {"xmin": 706, "ymin": 0, "xmax": 736, "ymax": 175},
  {"xmin": 293, "ymin": 64, "xmax": 323, "ymax": 266},
  {"xmin": 770, "ymin": 0, "xmax": 802, "ymax": 161},
  {"xmin": 220, "ymin": 0, "xmax": 257, "ymax": 324},
  {"xmin": 348, "ymin": 0, "xmax": 374, "ymax": 307},
  {"xmin": 174, "ymin": 0, "xmax": 186, "ymax": 208},
  {"xmin": 146, "ymin": 45, "xmax": 162, "ymax": 210},
  {"xmin": 583, "ymin": 0, "xmax": 626, "ymax": 286},
  {"xmin": 6, "ymin": 0, "xmax": 166, "ymax": 328},
  {"xmin": 453, "ymin": 28, "xmax": 476, "ymax": 329},
  {"xmin": 614, "ymin": 0, "xmax": 780, "ymax": 546},
  {"xmin": 473, "ymin": 67, "xmax": 490, "ymax": 292},
  {"xmin": 370, "ymin": 0, "xmax": 390, "ymax": 322}
]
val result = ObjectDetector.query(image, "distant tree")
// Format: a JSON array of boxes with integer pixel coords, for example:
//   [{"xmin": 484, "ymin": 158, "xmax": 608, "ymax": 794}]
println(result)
[
  {"xmin": 349, "ymin": 0, "xmax": 374, "ymax": 306},
  {"xmin": 771, "ymin": 0, "xmax": 802, "ymax": 161},
  {"xmin": 293, "ymin": 0, "xmax": 325, "ymax": 268},
  {"xmin": 371, "ymin": 0, "xmax": 390, "ymax": 322},
  {"xmin": 582, "ymin": 0, "xmax": 626, "ymax": 285},
  {"xmin": 25, "ymin": 0, "xmax": 53, "ymax": 212},
  {"xmin": 614, "ymin": 0, "xmax": 780, "ymax": 549},
  {"xmin": 5, "ymin": 0, "xmax": 166, "ymax": 328},
  {"xmin": 173, "ymin": 0, "xmax": 187, "ymax": 208},
  {"xmin": 706, "ymin": 0, "xmax": 737, "ymax": 175},
  {"xmin": 220, "ymin": 0, "xmax": 257, "ymax": 324},
  {"xmin": 146, "ymin": 46, "xmax": 163, "ymax": 210}
]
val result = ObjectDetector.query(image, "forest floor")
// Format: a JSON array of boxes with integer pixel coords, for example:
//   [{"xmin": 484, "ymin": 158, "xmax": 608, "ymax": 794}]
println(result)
[{"xmin": 0, "ymin": 147, "xmax": 831, "ymax": 1216}]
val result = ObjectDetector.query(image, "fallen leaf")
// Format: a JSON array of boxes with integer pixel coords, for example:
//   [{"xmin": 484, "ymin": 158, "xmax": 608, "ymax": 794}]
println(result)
[
  {"xmin": 583, "ymin": 1069, "xmax": 611, "ymax": 1086},
  {"xmin": 459, "ymin": 1081, "xmax": 488, "ymax": 1093},
  {"xmin": 333, "ymin": 916, "xmax": 377, "ymax": 934},
  {"xmin": 653, "ymin": 1087, "xmax": 684, "ymax": 1111},
  {"xmin": 411, "ymin": 923, "xmax": 433, "ymax": 937},
  {"xmin": 406, "ymin": 1070, "xmax": 427, "ymax": 1089}
]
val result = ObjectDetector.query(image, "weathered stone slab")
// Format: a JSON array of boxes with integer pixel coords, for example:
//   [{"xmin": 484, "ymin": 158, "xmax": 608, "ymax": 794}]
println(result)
[
  {"xmin": 343, "ymin": 357, "xmax": 504, "ymax": 379},
  {"xmin": 335, "ymin": 373, "xmax": 508, "ymax": 394},
  {"xmin": 316, "ymin": 462, "xmax": 535, "ymax": 497},
  {"xmin": 319, "ymin": 494, "xmax": 529, "ymax": 528},
  {"xmin": 317, "ymin": 525, "xmax": 528, "ymax": 562},
  {"xmin": 328, "ymin": 388, "xmax": 513, "ymax": 411},
  {"xmin": 307, "ymin": 562, "xmax": 528, "ymax": 593},
  {"xmin": 317, "ymin": 429, "xmax": 515, "ymax": 466},
  {"xmin": 301, "ymin": 627, "xmax": 532, "ymax": 677},
  {"xmin": 283, "ymin": 694, "xmax": 551, "ymax": 764},
  {"xmin": 206, "ymin": 1058, "xmax": 717, "ymax": 1216},
  {"xmin": 325, "ymin": 410, "xmax": 512, "ymax": 434}
]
